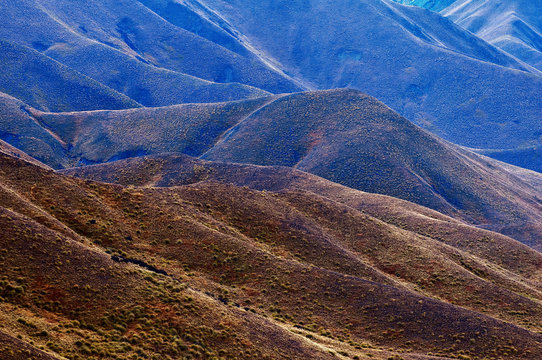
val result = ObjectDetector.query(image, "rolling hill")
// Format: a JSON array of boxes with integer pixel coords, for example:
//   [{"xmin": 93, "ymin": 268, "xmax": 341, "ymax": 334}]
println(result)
[
  {"xmin": 443, "ymin": 0, "xmax": 542, "ymax": 71},
  {"xmin": 2, "ymin": 1, "xmax": 542, "ymax": 359},
  {"xmin": 12, "ymin": 89, "xmax": 539, "ymax": 248},
  {"xmin": 1, "ymin": 0, "xmax": 541, "ymax": 171},
  {"xmin": 0, "ymin": 0, "xmax": 298, "ymax": 109},
  {"xmin": 2, "ymin": 149, "xmax": 542, "ymax": 359},
  {"xmin": 0, "ymin": 40, "xmax": 141, "ymax": 112},
  {"xmin": 190, "ymin": 0, "xmax": 542, "ymax": 156}
]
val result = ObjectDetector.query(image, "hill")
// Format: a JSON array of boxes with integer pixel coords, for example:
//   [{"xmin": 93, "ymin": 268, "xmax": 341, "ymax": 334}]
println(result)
[
  {"xmin": 2, "ymin": 0, "xmax": 541, "ymax": 171},
  {"xmin": 0, "ymin": 40, "xmax": 141, "ymax": 112},
  {"xmin": 443, "ymin": 0, "xmax": 542, "ymax": 71},
  {"xmin": 476, "ymin": 147, "xmax": 542, "ymax": 174},
  {"xmin": 390, "ymin": 0, "xmax": 542, "ymax": 171},
  {"xmin": 3, "ymin": 150, "xmax": 542, "ymax": 359},
  {"xmin": 0, "ymin": 0, "xmax": 299, "ymax": 110},
  {"xmin": 191, "ymin": 0, "xmax": 542, "ymax": 156},
  {"xmin": 4, "ymin": 89, "xmax": 542, "ymax": 248}
]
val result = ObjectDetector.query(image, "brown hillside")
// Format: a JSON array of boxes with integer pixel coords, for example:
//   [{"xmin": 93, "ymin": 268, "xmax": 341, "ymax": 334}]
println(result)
[{"xmin": 1, "ymin": 152, "xmax": 541, "ymax": 359}]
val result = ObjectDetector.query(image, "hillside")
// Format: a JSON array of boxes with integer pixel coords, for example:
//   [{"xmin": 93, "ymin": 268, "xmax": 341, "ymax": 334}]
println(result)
[
  {"xmin": 0, "ymin": 92, "xmax": 69, "ymax": 169},
  {"xmin": 0, "ymin": 40, "xmax": 141, "ymax": 112},
  {"xmin": 2, "ymin": 150, "xmax": 542, "ymax": 359},
  {"xmin": 391, "ymin": 0, "xmax": 542, "ymax": 171},
  {"xmin": 2, "ymin": 1, "xmax": 542, "ymax": 359},
  {"xmin": 393, "ymin": 0, "xmax": 457, "ymax": 12},
  {"xmin": 476, "ymin": 147, "xmax": 542, "ymax": 174},
  {"xmin": 191, "ymin": 0, "xmax": 542, "ymax": 155},
  {"xmin": 1, "ymin": 0, "xmax": 541, "ymax": 171},
  {"xmin": 0, "ymin": 0, "xmax": 299, "ymax": 110},
  {"xmin": 443, "ymin": 0, "xmax": 542, "ymax": 71},
  {"xmin": 4, "ymin": 89, "xmax": 542, "ymax": 248}
]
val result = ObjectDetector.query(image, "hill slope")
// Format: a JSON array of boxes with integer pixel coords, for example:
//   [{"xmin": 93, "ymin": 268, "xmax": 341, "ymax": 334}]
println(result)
[
  {"xmin": 4, "ymin": 89, "xmax": 542, "ymax": 248},
  {"xmin": 191, "ymin": 0, "xmax": 542, "ymax": 154},
  {"xmin": 0, "ymin": 40, "xmax": 141, "ymax": 112},
  {"xmin": 393, "ymin": 0, "xmax": 457, "ymax": 12},
  {"xmin": 3, "ymin": 151, "xmax": 542, "ymax": 359},
  {"xmin": 443, "ymin": 0, "xmax": 542, "ymax": 71},
  {"xmin": 0, "ymin": 0, "xmax": 299, "ymax": 109}
]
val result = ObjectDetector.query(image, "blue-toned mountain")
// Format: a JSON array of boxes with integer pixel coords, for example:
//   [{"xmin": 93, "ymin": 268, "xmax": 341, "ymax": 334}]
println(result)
[
  {"xmin": 190, "ymin": 0, "xmax": 542, "ymax": 164},
  {"xmin": 0, "ymin": 0, "xmax": 299, "ymax": 110}
]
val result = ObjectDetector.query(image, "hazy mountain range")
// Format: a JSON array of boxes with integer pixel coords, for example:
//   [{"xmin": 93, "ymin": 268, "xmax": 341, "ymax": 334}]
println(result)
[{"xmin": 1, "ymin": 0, "xmax": 541, "ymax": 359}]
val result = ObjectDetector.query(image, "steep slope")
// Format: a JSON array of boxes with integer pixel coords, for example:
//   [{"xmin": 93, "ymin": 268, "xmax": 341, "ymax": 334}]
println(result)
[
  {"xmin": 3, "ymin": 151, "xmax": 542, "ymax": 359},
  {"xmin": 0, "ymin": 0, "xmax": 300, "ymax": 105},
  {"xmin": 200, "ymin": 90, "xmax": 542, "ymax": 248},
  {"xmin": 0, "ymin": 92, "xmax": 67, "ymax": 168},
  {"xmin": 5, "ymin": 89, "xmax": 542, "ymax": 247},
  {"xmin": 0, "ymin": 40, "xmax": 141, "ymax": 112},
  {"xmin": 190, "ymin": 0, "xmax": 542, "ymax": 154},
  {"xmin": 393, "ymin": 0, "xmax": 457, "ymax": 12},
  {"xmin": 444, "ymin": 0, "xmax": 542, "ymax": 71},
  {"xmin": 0, "ymin": 139, "xmax": 51, "ymax": 169}
]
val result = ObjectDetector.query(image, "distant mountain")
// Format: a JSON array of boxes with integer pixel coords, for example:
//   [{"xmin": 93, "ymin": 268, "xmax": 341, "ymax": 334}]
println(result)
[
  {"xmin": 444, "ymin": 0, "xmax": 542, "ymax": 71},
  {"xmin": 2, "ymin": 0, "xmax": 541, "ymax": 171},
  {"xmin": 394, "ymin": 0, "xmax": 542, "ymax": 71},
  {"xmin": 0, "ymin": 40, "xmax": 141, "ymax": 112},
  {"xmin": 392, "ymin": 0, "xmax": 457, "ymax": 12},
  {"xmin": 3, "ymin": 150, "xmax": 542, "ymax": 359},
  {"xmin": 0, "ymin": 0, "xmax": 298, "ymax": 109},
  {"xmin": 8, "ymin": 89, "xmax": 539, "ymax": 247},
  {"xmin": 191, "ymin": 0, "xmax": 542, "ymax": 155}
]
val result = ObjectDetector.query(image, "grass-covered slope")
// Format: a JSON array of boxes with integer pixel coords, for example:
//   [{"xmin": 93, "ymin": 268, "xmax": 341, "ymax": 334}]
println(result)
[
  {"xmin": 2, "ymin": 151, "xmax": 542, "ymax": 359},
  {"xmin": 0, "ymin": 40, "xmax": 141, "ymax": 112},
  {"xmin": 201, "ymin": 90, "xmax": 542, "ymax": 248},
  {"xmin": 37, "ymin": 96, "xmax": 275, "ymax": 167},
  {"xmin": 5, "ymin": 89, "xmax": 542, "ymax": 247},
  {"xmin": 194, "ymin": 0, "xmax": 542, "ymax": 153},
  {"xmin": 0, "ymin": 153, "xmax": 342, "ymax": 360},
  {"xmin": 443, "ymin": 0, "xmax": 542, "ymax": 71},
  {"xmin": 0, "ymin": 0, "xmax": 277, "ymax": 108},
  {"xmin": 0, "ymin": 0, "xmax": 300, "ymax": 103}
]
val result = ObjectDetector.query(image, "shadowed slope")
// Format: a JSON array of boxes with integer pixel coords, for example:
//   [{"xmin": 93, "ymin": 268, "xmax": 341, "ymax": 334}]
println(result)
[
  {"xmin": 0, "ymin": 40, "xmax": 141, "ymax": 112},
  {"xmin": 0, "ymin": 0, "xmax": 301, "ymax": 102},
  {"xmin": 0, "ymin": 0, "xmax": 273, "ymax": 107},
  {"xmin": 0, "ymin": 93, "xmax": 68, "ymax": 168},
  {"xmin": 192, "ymin": 0, "xmax": 542, "ymax": 154},
  {"xmin": 6, "ymin": 89, "xmax": 542, "ymax": 247},
  {"xmin": 0, "ymin": 139, "xmax": 50, "ymax": 169},
  {"xmin": 2, "ymin": 151, "xmax": 542, "ymax": 359},
  {"xmin": 476, "ymin": 146, "xmax": 542, "ymax": 174}
]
